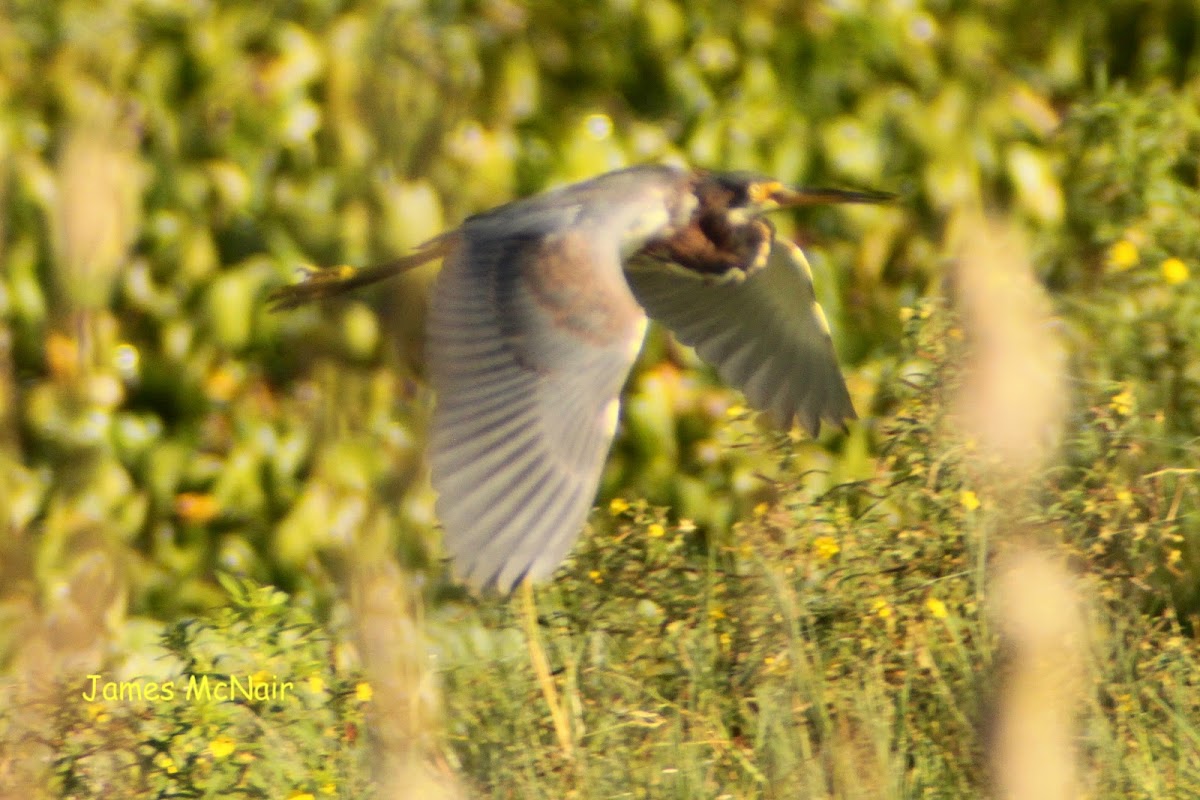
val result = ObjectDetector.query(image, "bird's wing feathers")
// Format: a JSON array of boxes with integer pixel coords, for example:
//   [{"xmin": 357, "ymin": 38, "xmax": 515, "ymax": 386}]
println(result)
[
  {"xmin": 428, "ymin": 230, "xmax": 645, "ymax": 593},
  {"xmin": 626, "ymin": 238, "xmax": 855, "ymax": 435}
]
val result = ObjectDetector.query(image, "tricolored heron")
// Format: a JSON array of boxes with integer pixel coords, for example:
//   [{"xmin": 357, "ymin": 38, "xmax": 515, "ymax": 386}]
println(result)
[{"xmin": 270, "ymin": 164, "xmax": 891, "ymax": 594}]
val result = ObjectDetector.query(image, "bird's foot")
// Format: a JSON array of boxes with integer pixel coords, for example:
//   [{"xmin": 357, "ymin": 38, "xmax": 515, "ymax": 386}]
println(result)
[{"xmin": 267, "ymin": 264, "xmax": 360, "ymax": 310}]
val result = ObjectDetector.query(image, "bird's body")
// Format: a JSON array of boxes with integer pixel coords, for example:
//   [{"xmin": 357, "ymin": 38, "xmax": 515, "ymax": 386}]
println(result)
[{"xmin": 271, "ymin": 164, "xmax": 891, "ymax": 592}]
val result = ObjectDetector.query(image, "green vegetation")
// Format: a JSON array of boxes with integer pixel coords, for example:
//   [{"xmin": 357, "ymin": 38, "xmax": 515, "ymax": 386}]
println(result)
[
  {"xmin": 28, "ymin": 578, "xmax": 374, "ymax": 798},
  {"xmin": 0, "ymin": 0, "xmax": 1198, "ymax": 797}
]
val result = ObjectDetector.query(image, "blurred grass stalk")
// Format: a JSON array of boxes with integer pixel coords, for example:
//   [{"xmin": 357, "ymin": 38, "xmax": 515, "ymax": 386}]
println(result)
[
  {"xmin": 952, "ymin": 218, "xmax": 1081, "ymax": 800},
  {"xmin": 50, "ymin": 95, "xmax": 141, "ymax": 370},
  {"xmin": 351, "ymin": 528, "xmax": 463, "ymax": 800},
  {"xmin": 2, "ymin": 93, "xmax": 139, "ymax": 794},
  {"xmin": 0, "ymin": 550, "xmax": 124, "ymax": 800}
]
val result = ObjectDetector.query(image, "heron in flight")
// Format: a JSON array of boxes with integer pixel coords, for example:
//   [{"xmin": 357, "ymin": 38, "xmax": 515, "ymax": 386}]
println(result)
[{"xmin": 270, "ymin": 164, "xmax": 891, "ymax": 593}]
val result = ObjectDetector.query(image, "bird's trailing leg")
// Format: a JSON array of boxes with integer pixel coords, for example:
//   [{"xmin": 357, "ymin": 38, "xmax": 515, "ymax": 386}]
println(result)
[
  {"xmin": 267, "ymin": 232, "xmax": 458, "ymax": 311},
  {"xmin": 517, "ymin": 579, "xmax": 574, "ymax": 762}
]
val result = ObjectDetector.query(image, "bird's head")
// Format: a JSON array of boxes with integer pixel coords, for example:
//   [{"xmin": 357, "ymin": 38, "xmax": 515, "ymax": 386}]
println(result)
[{"xmin": 696, "ymin": 171, "xmax": 894, "ymax": 226}]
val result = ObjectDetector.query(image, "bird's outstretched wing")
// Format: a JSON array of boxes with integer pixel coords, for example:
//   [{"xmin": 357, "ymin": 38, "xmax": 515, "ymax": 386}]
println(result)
[
  {"xmin": 428, "ymin": 229, "xmax": 646, "ymax": 593},
  {"xmin": 626, "ymin": 238, "xmax": 855, "ymax": 436}
]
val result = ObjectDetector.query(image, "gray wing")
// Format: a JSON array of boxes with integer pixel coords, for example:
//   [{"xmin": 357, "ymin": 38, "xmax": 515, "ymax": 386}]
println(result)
[
  {"xmin": 427, "ymin": 229, "xmax": 646, "ymax": 593},
  {"xmin": 626, "ymin": 237, "xmax": 855, "ymax": 436}
]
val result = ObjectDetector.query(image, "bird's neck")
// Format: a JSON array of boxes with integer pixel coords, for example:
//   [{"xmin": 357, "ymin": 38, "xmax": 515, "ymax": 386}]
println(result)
[{"xmin": 639, "ymin": 204, "xmax": 774, "ymax": 282}]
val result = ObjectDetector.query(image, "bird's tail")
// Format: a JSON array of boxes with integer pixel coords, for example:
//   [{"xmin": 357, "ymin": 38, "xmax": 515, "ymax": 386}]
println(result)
[{"xmin": 267, "ymin": 232, "xmax": 457, "ymax": 311}]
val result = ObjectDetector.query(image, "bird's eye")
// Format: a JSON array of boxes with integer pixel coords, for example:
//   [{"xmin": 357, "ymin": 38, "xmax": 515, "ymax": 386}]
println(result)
[{"xmin": 748, "ymin": 181, "xmax": 783, "ymax": 205}]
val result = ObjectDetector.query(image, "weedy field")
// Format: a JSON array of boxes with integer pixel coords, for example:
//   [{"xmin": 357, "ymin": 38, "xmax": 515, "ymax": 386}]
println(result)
[{"xmin": 1, "ymin": 1, "xmax": 1198, "ymax": 798}]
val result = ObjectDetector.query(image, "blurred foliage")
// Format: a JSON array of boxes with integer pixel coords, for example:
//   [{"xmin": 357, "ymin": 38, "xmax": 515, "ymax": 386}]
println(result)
[{"xmin": 0, "ymin": 0, "xmax": 1198, "ymax": 797}]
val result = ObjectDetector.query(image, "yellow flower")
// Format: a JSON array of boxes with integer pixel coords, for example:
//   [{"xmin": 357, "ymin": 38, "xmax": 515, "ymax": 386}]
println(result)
[
  {"xmin": 898, "ymin": 306, "xmax": 914, "ymax": 322},
  {"xmin": 647, "ymin": 523, "xmax": 665, "ymax": 538},
  {"xmin": 355, "ymin": 682, "xmax": 373, "ymax": 702},
  {"xmin": 725, "ymin": 403, "xmax": 747, "ymax": 418},
  {"xmin": 753, "ymin": 502, "xmax": 769, "ymax": 517},
  {"xmin": 812, "ymin": 536, "xmax": 840, "ymax": 560},
  {"xmin": 286, "ymin": 793, "xmax": 316, "ymax": 800},
  {"xmin": 1161, "ymin": 257, "xmax": 1189, "ymax": 285},
  {"xmin": 205, "ymin": 365, "xmax": 241, "ymax": 402},
  {"xmin": 588, "ymin": 569, "xmax": 603, "ymax": 584},
  {"xmin": 609, "ymin": 498, "xmax": 629, "ymax": 515},
  {"xmin": 320, "ymin": 784, "xmax": 337, "ymax": 796},
  {"xmin": 153, "ymin": 752, "xmax": 179, "ymax": 774},
  {"xmin": 174, "ymin": 492, "xmax": 220, "ymax": 524},
  {"xmin": 925, "ymin": 597, "xmax": 948, "ymax": 619},
  {"xmin": 1107, "ymin": 239, "xmax": 1139, "ymax": 271},
  {"xmin": 1167, "ymin": 549, "xmax": 1183, "ymax": 567},
  {"xmin": 708, "ymin": 605, "xmax": 726, "ymax": 621},
  {"xmin": 1115, "ymin": 489, "xmax": 1134, "ymax": 507},
  {"xmin": 308, "ymin": 675, "xmax": 324, "ymax": 694},
  {"xmin": 208, "ymin": 735, "xmax": 236, "ymax": 759},
  {"xmin": 870, "ymin": 598, "xmax": 892, "ymax": 619},
  {"xmin": 959, "ymin": 490, "xmax": 981, "ymax": 512},
  {"xmin": 1109, "ymin": 386, "xmax": 1134, "ymax": 417},
  {"xmin": 46, "ymin": 331, "xmax": 81, "ymax": 379}
]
